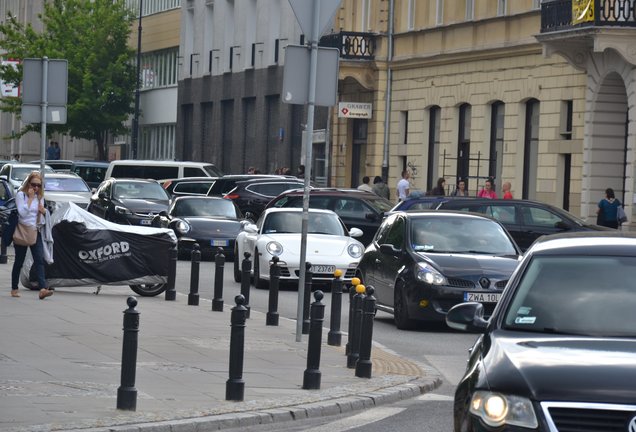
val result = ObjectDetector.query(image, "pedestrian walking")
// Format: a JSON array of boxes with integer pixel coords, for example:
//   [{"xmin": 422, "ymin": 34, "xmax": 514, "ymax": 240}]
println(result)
[
  {"xmin": 502, "ymin": 181, "xmax": 513, "ymax": 199},
  {"xmin": 47, "ymin": 141, "xmax": 56, "ymax": 160},
  {"xmin": 397, "ymin": 170, "xmax": 410, "ymax": 202},
  {"xmin": 357, "ymin": 176, "xmax": 373, "ymax": 192},
  {"xmin": 11, "ymin": 171, "xmax": 52, "ymax": 299},
  {"xmin": 430, "ymin": 177, "xmax": 446, "ymax": 196},
  {"xmin": 477, "ymin": 178, "xmax": 497, "ymax": 199},
  {"xmin": 453, "ymin": 178, "xmax": 468, "ymax": 196},
  {"xmin": 597, "ymin": 187, "xmax": 621, "ymax": 229},
  {"xmin": 372, "ymin": 176, "xmax": 390, "ymax": 199}
]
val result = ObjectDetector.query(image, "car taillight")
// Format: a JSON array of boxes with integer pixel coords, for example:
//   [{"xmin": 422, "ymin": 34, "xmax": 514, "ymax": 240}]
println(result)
[{"xmin": 225, "ymin": 193, "xmax": 239, "ymax": 200}]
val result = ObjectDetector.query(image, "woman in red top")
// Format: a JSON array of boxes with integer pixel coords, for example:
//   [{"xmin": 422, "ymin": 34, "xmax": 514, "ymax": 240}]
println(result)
[{"xmin": 478, "ymin": 178, "xmax": 498, "ymax": 199}]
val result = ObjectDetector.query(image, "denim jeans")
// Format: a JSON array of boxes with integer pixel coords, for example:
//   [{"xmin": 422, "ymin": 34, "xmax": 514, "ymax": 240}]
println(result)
[{"xmin": 12, "ymin": 231, "xmax": 47, "ymax": 290}]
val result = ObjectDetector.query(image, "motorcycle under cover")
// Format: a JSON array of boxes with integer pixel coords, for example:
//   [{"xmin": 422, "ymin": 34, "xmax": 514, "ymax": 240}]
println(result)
[{"xmin": 23, "ymin": 202, "xmax": 177, "ymax": 288}]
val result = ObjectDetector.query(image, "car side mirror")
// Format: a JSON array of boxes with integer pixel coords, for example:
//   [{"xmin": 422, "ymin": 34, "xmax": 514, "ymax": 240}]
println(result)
[
  {"xmin": 379, "ymin": 243, "xmax": 400, "ymax": 256},
  {"xmin": 349, "ymin": 227, "xmax": 363, "ymax": 238},
  {"xmin": 365, "ymin": 212, "xmax": 378, "ymax": 221},
  {"xmin": 554, "ymin": 221, "xmax": 569, "ymax": 230},
  {"xmin": 446, "ymin": 302, "xmax": 488, "ymax": 333}
]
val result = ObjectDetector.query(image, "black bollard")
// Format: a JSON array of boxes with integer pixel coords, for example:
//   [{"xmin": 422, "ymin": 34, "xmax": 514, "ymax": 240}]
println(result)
[
  {"xmin": 327, "ymin": 270, "xmax": 344, "ymax": 346},
  {"xmin": 346, "ymin": 284, "xmax": 366, "ymax": 369},
  {"xmin": 240, "ymin": 252, "xmax": 252, "ymax": 318},
  {"xmin": 188, "ymin": 243, "xmax": 201, "ymax": 306},
  {"xmin": 165, "ymin": 245, "xmax": 178, "ymax": 301},
  {"xmin": 345, "ymin": 277, "xmax": 360, "ymax": 355},
  {"xmin": 302, "ymin": 262, "xmax": 313, "ymax": 334},
  {"xmin": 226, "ymin": 294, "xmax": 248, "ymax": 401},
  {"xmin": 303, "ymin": 290, "xmax": 325, "ymax": 390},
  {"xmin": 356, "ymin": 285, "xmax": 376, "ymax": 378},
  {"xmin": 0, "ymin": 238, "xmax": 7, "ymax": 264},
  {"xmin": 212, "ymin": 248, "xmax": 225, "ymax": 312},
  {"xmin": 117, "ymin": 296, "xmax": 139, "ymax": 411},
  {"xmin": 266, "ymin": 256, "xmax": 280, "ymax": 326}
]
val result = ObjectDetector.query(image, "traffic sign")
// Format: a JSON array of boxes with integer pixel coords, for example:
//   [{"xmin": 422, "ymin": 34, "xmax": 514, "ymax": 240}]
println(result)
[
  {"xmin": 282, "ymin": 45, "xmax": 339, "ymax": 107},
  {"xmin": 288, "ymin": 0, "xmax": 341, "ymax": 38}
]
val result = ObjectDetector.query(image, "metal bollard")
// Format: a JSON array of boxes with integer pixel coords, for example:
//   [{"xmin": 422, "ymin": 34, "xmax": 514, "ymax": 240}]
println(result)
[
  {"xmin": 117, "ymin": 296, "xmax": 139, "ymax": 410},
  {"xmin": 327, "ymin": 270, "xmax": 344, "ymax": 346},
  {"xmin": 188, "ymin": 243, "xmax": 201, "ymax": 306},
  {"xmin": 0, "ymin": 238, "xmax": 7, "ymax": 264},
  {"xmin": 356, "ymin": 285, "xmax": 376, "ymax": 378},
  {"xmin": 302, "ymin": 262, "xmax": 313, "ymax": 334},
  {"xmin": 226, "ymin": 294, "xmax": 247, "ymax": 401},
  {"xmin": 345, "ymin": 277, "xmax": 360, "ymax": 355},
  {"xmin": 346, "ymin": 284, "xmax": 366, "ymax": 369},
  {"xmin": 303, "ymin": 290, "xmax": 325, "ymax": 390},
  {"xmin": 266, "ymin": 256, "xmax": 280, "ymax": 326},
  {"xmin": 240, "ymin": 252, "xmax": 252, "ymax": 318},
  {"xmin": 165, "ymin": 245, "xmax": 178, "ymax": 301},
  {"xmin": 212, "ymin": 248, "xmax": 225, "ymax": 312}
]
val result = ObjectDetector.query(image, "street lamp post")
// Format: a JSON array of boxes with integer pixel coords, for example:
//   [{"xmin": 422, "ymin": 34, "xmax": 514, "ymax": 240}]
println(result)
[{"xmin": 131, "ymin": 0, "xmax": 143, "ymax": 160}]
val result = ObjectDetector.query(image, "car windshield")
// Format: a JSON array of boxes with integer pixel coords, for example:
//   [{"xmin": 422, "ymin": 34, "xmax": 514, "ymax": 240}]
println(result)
[
  {"xmin": 44, "ymin": 177, "xmax": 90, "ymax": 192},
  {"xmin": 172, "ymin": 198, "xmax": 238, "ymax": 219},
  {"xmin": 409, "ymin": 216, "xmax": 517, "ymax": 255},
  {"xmin": 366, "ymin": 197, "xmax": 394, "ymax": 212},
  {"xmin": 114, "ymin": 182, "xmax": 168, "ymax": 200},
  {"xmin": 503, "ymin": 255, "xmax": 636, "ymax": 337},
  {"xmin": 263, "ymin": 212, "xmax": 345, "ymax": 236}
]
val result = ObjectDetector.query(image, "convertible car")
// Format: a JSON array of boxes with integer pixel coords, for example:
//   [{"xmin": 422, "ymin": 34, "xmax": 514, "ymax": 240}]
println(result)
[{"xmin": 234, "ymin": 208, "xmax": 364, "ymax": 288}]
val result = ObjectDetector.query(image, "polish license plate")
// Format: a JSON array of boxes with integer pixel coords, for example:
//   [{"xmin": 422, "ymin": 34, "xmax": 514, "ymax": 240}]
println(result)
[
  {"xmin": 140, "ymin": 219, "xmax": 151, "ymax": 225},
  {"xmin": 211, "ymin": 239, "xmax": 229, "ymax": 247},
  {"xmin": 310, "ymin": 264, "xmax": 336, "ymax": 274},
  {"xmin": 464, "ymin": 292, "xmax": 501, "ymax": 303}
]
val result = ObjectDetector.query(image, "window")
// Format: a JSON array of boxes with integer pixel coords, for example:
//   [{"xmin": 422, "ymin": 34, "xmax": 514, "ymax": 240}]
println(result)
[
  {"xmin": 427, "ymin": 106, "xmax": 441, "ymax": 192},
  {"xmin": 126, "ymin": 0, "xmax": 181, "ymax": 17},
  {"xmin": 489, "ymin": 102, "xmax": 505, "ymax": 181},
  {"xmin": 522, "ymin": 207, "xmax": 563, "ymax": 228},
  {"xmin": 522, "ymin": 99, "xmax": 540, "ymax": 200},
  {"xmin": 408, "ymin": 0, "xmax": 415, "ymax": 30},
  {"xmin": 140, "ymin": 48, "xmax": 179, "ymax": 90},
  {"xmin": 385, "ymin": 217, "xmax": 405, "ymax": 249},
  {"xmin": 465, "ymin": 0, "xmax": 474, "ymax": 20},
  {"xmin": 139, "ymin": 124, "xmax": 176, "ymax": 160},
  {"xmin": 173, "ymin": 182, "xmax": 213, "ymax": 196},
  {"xmin": 436, "ymin": 0, "xmax": 444, "ymax": 25},
  {"xmin": 457, "ymin": 104, "xmax": 472, "ymax": 187},
  {"xmin": 560, "ymin": 100, "xmax": 573, "ymax": 140},
  {"xmin": 497, "ymin": 0, "xmax": 507, "ymax": 16}
]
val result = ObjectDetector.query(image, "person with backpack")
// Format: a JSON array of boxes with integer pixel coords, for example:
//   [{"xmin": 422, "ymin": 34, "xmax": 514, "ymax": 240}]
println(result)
[{"xmin": 596, "ymin": 187, "xmax": 621, "ymax": 229}]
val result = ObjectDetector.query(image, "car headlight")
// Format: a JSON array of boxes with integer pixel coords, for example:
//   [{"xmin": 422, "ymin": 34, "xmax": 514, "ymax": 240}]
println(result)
[
  {"xmin": 266, "ymin": 241, "xmax": 283, "ymax": 256},
  {"xmin": 347, "ymin": 243, "xmax": 363, "ymax": 258},
  {"xmin": 175, "ymin": 219, "xmax": 190, "ymax": 235},
  {"xmin": 416, "ymin": 262, "xmax": 447, "ymax": 285},
  {"xmin": 114, "ymin": 205, "xmax": 132, "ymax": 215},
  {"xmin": 469, "ymin": 391, "xmax": 538, "ymax": 429}
]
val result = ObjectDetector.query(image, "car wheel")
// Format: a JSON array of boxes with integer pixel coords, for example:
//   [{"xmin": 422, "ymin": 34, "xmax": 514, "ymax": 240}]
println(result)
[
  {"xmin": 253, "ymin": 249, "xmax": 268, "ymax": 289},
  {"xmin": 233, "ymin": 244, "xmax": 241, "ymax": 282},
  {"xmin": 129, "ymin": 283, "xmax": 166, "ymax": 297},
  {"xmin": 394, "ymin": 281, "xmax": 416, "ymax": 330}
]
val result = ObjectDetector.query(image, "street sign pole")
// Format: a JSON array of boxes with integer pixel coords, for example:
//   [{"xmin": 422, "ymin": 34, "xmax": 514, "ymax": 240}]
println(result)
[
  {"xmin": 295, "ymin": 0, "xmax": 321, "ymax": 342},
  {"xmin": 40, "ymin": 57, "xmax": 48, "ymax": 181}
]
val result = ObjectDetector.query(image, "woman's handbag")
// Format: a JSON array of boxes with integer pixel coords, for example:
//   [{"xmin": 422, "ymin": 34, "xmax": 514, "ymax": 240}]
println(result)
[
  {"xmin": 13, "ymin": 222, "xmax": 37, "ymax": 246},
  {"xmin": 617, "ymin": 205, "xmax": 628, "ymax": 224}
]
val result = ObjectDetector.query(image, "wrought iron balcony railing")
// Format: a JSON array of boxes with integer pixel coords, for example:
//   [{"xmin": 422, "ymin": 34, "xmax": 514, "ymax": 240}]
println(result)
[
  {"xmin": 541, "ymin": 0, "xmax": 636, "ymax": 33},
  {"xmin": 319, "ymin": 32, "xmax": 376, "ymax": 60}
]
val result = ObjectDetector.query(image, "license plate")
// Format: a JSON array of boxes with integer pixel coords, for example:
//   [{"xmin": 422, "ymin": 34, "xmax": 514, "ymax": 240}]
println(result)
[
  {"xmin": 311, "ymin": 264, "xmax": 336, "ymax": 274},
  {"xmin": 211, "ymin": 239, "xmax": 229, "ymax": 247},
  {"xmin": 140, "ymin": 219, "xmax": 151, "ymax": 225},
  {"xmin": 464, "ymin": 292, "xmax": 501, "ymax": 303}
]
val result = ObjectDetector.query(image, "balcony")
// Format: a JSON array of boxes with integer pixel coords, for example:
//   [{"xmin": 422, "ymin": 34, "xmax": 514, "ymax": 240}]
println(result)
[
  {"xmin": 319, "ymin": 32, "xmax": 376, "ymax": 60},
  {"xmin": 541, "ymin": 0, "xmax": 636, "ymax": 33}
]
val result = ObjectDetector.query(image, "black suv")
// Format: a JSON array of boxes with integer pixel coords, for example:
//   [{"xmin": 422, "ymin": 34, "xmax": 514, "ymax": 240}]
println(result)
[
  {"xmin": 436, "ymin": 198, "xmax": 610, "ymax": 251},
  {"xmin": 224, "ymin": 177, "xmax": 306, "ymax": 219},
  {"xmin": 266, "ymin": 188, "xmax": 394, "ymax": 246},
  {"xmin": 207, "ymin": 174, "xmax": 296, "ymax": 196}
]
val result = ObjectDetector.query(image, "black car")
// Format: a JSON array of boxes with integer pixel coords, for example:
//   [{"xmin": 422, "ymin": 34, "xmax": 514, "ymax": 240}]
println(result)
[
  {"xmin": 435, "ymin": 198, "xmax": 610, "ymax": 251},
  {"xmin": 266, "ymin": 188, "xmax": 394, "ymax": 246},
  {"xmin": 152, "ymin": 196, "xmax": 244, "ymax": 259},
  {"xmin": 447, "ymin": 231, "xmax": 636, "ymax": 432},
  {"xmin": 357, "ymin": 210, "xmax": 521, "ymax": 329},
  {"xmin": 223, "ymin": 177, "xmax": 306, "ymax": 219},
  {"xmin": 88, "ymin": 178, "xmax": 170, "ymax": 226},
  {"xmin": 207, "ymin": 174, "xmax": 296, "ymax": 196}
]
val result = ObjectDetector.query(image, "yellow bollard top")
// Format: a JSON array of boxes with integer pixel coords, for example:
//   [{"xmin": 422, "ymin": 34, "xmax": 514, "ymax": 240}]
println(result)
[
  {"xmin": 334, "ymin": 269, "xmax": 343, "ymax": 278},
  {"xmin": 351, "ymin": 277, "xmax": 360, "ymax": 286},
  {"xmin": 355, "ymin": 284, "xmax": 366, "ymax": 294}
]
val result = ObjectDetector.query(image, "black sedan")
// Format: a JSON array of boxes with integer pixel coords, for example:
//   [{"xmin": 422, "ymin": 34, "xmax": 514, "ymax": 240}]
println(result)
[
  {"xmin": 152, "ymin": 196, "xmax": 244, "ymax": 259},
  {"xmin": 357, "ymin": 210, "xmax": 521, "ymax": 329},
  {"xmin": 447, "ymin": 231, "xmax": 636, "ymax": 432},
  {"xmin": 88, "ymin": 178, "xmax": 170, "ymax": 226}
]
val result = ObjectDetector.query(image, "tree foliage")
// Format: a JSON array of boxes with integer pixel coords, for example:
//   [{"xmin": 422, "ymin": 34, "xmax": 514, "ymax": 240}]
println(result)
[{"xmin": 0, "ymin": 0, "xmax": 137, "ymax": 160}]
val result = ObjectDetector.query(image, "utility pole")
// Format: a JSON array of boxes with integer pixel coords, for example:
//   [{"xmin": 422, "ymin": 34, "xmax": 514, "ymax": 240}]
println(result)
[{"xmin": 131, "ymin": 0, "xmax": 143, "ymax": 160}]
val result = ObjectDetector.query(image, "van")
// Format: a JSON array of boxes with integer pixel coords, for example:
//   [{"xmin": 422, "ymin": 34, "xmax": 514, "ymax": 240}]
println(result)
[
  {"xmin": 105, "ymin": 160, "xmax": 223, "ymax": 181},
  {"xmin": 72, "ymin": 161, "xmax": 110, "ymax": 189}
]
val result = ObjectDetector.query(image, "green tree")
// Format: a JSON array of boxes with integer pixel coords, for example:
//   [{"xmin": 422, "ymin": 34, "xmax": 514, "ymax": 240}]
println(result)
[{"xmin": 0, "ymin": 0, "xmax": 137, "ymax": 161}]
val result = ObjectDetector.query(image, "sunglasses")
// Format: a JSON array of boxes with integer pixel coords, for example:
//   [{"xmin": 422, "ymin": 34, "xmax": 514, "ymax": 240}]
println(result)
[{"xmin": 30, "ymin": 182, "xmax": 42, "ymax": 188}]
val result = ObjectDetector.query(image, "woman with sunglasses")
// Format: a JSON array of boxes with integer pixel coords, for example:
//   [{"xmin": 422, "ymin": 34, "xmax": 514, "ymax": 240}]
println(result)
[{"xmin": 11, "ymin": 171, "xmax": 51, "ymax": 299}]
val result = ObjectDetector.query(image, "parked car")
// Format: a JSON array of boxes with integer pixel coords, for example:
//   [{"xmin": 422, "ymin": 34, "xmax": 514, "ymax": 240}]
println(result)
[
  {"xmin": 29, "ymin": 159, "xmax": 75, "ymax": 172},
  {"xmin": 161, "ymin": 176, "xmax": 218, "ymax": 197},
  {"xmin": 208, "ymin": 174, "xmax": 296, "ymax": 196},
  {"xmin": 436, "ymin": 198, "xmax": 611, "ymax": 251},
  {"xmin": 71, "ymin": 161, "xmax": 110, "ymax": 189},
  {"xmin": 223, "ymin": 177, "xmax": 306, "ymax": 219},
  {"xmin": 87, "ymin": 178, "xmax": 170, "ymax": 226},
  {"xmin": 266, "ymin": 188, "xmax": 394, "ymax": 246},
  {"xmin": 357, "ymin": 210, "xmax": 521, "ymax": 329},
  {"xmin": 234, "ymin": 208, "xmax": 364, "ymax": 289},
  {"xmin": 43, "ymin": 172, "xmax": 92, "ymax": 212},
  {"xmin": 0, "ymin": 162, "xmax": 55, "ymax": 191},
  {"xmin": 152, "ymin": 196, "xmax": 244, "ymax": 259},
  {"xmin": 447, "ymin": 231, "xmax": 636, "ymax": 432},
  {"xmin": 0, "ymin": 177, "xmax": 13, "ymax": 206},
  {"xmin": 105, "ymin": 159, "xmax": 223, "ymax": 180}
]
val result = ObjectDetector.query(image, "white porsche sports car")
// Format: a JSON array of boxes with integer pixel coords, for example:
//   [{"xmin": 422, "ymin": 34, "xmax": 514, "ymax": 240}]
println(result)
[{"xmin": 234, "ymin": 208, "xmax": 364, "ymax": 288}]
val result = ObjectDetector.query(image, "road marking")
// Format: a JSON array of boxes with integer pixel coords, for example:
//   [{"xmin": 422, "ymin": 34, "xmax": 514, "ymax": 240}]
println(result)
[
  {"xmin": 415, "ymin": 393, "xmax": 454, "ymax": 401},
  {"xmin": 303, "ymin": 407, "xmax": 406, "ymax": 432}
]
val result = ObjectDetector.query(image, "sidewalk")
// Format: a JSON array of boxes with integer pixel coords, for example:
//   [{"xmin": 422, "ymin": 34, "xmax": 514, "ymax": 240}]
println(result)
[{"xmin": 0, "ymin": 252, "xmax": 441, "ymax": 432}]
